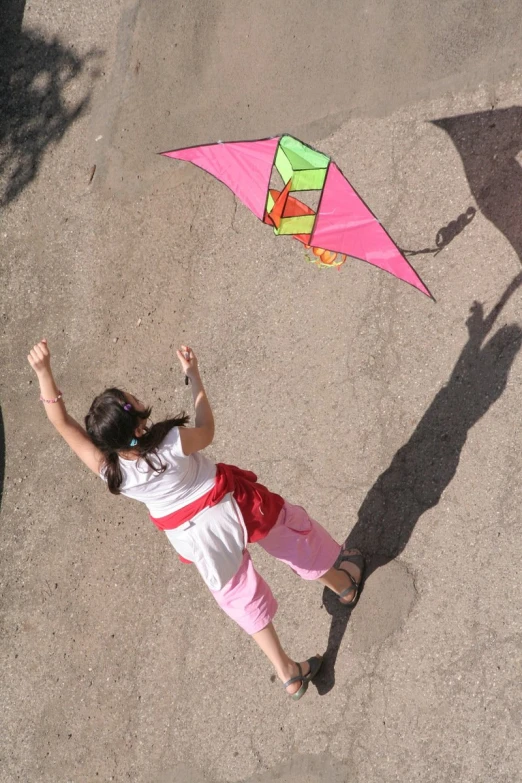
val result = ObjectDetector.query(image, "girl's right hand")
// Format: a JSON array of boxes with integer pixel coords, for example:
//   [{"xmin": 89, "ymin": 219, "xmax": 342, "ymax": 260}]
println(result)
[
  {"xmin": 176, "ymin": 345, "xmax": 199, "ymax": 380},
  {"xmin": 27, "ymin": 338, "xmax": 52, "ymax": 375}
]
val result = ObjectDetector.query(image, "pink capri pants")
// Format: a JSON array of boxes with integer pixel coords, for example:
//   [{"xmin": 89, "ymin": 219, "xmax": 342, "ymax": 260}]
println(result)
[{"xmin": 209, "ymin": 501, "xmax": 341, "ymax": 634}]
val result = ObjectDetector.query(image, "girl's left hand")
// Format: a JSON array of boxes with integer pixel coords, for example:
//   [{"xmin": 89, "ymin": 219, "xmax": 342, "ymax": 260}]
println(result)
[
  {"xmin": 176, "ymin": 345, "xmax": 199, "ymax": 380},
  {"xmin": 27, "ymin": 339, "xmax": 52, "ymax": 375}
]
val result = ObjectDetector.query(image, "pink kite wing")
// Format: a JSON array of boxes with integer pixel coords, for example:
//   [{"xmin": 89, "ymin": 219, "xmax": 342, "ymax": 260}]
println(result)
[
  {"xmin": 311, "ymin": 164, "xmax": 432, "ymax": 297},
  {"xmin": 161, "ymin": 137, "xmax": 279, "ymax": 220}
]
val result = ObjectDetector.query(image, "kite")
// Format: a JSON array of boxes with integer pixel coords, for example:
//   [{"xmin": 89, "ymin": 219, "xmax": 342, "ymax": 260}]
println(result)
[{"xmin": 161, "ymin": 134, "xmax": 431, "ymax": 297}]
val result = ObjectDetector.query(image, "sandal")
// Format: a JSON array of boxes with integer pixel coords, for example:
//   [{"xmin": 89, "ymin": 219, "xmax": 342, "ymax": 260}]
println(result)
[
  {"xmin": 283, "ymin": 655, "xmax": 323, "ymax": 701},
  {"xmin": 334, "ymin": 548, "xmax": 365, "ymax": 607}
]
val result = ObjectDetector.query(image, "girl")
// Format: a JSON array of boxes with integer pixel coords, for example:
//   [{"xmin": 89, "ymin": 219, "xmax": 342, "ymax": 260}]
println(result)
[{"xmin": 28, "ymin": 338, "xmax": 364, "ymax": 700}]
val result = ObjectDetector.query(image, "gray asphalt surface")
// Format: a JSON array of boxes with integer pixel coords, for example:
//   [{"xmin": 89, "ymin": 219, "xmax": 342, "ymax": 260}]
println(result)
[{"xmin": 1, "ymin": 1, "xmax": 521, "ymax": 781}]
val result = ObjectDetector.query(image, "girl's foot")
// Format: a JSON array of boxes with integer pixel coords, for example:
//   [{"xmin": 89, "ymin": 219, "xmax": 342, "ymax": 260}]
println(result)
[
  {"xmin": 281, "ymin": 655, "xmax": 323, "ymax": 699},
  {"xmin": 335, "ymin": 548, "xmax": 365, "ymax": 606},
  {"xmin": 281, "ymin": 660, "xmax": 312, "ymax": 696}
]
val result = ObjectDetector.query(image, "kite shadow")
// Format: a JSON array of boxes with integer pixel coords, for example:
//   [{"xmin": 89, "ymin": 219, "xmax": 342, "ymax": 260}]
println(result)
[
  {"xmin": 400, "ymin": 206, "xmax": 476, "ymax": 258},
  {"xmin": 0, "ymin": 0, "xmax": 103, "ymax": 208},
  {"xmin": 432, "ymin": 107, "xmax": 522, "ymax": 267},
  {"xmin": 314, "ymin": 272, "xmax": 522, "ymax": 695}
]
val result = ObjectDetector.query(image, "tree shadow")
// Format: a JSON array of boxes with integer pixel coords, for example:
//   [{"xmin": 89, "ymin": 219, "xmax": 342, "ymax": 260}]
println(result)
[
  {"xmin": 0, "ymin": 0, "xmax": 103, "ymax": 208},
  {"xmin": 432, "ymin": 107, "xmax": 522, "ymax": 267},
  {"xmin": 315, "ymin": 273, "xmax": 522, "ymax": 694}
]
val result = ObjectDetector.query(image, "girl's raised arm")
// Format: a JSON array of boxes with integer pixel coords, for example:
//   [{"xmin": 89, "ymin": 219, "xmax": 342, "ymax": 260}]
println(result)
[
  {"xmin": 27, "ymin": 339, "xmax": 104, "ymax": 474},
  {"xmin": 176, "ymin": 345, "xmax": 215, "ymax": 455}
]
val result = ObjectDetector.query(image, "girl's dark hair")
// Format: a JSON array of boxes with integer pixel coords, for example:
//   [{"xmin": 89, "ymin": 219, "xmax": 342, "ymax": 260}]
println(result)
[{"xmin": 85, "ymin": 387, "xmax": 189, "ymax": 495}]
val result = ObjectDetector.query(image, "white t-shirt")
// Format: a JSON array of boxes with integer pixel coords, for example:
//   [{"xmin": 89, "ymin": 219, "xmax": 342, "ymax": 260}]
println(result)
[{"xmin": 101, "ymin": 427, "xmax": 217, "ymax": 517}]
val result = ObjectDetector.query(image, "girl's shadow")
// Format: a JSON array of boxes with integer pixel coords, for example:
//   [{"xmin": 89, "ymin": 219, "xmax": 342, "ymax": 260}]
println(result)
[{"xmin": 315, "ymin": 273, "xmax": 522, "ymax": 694}]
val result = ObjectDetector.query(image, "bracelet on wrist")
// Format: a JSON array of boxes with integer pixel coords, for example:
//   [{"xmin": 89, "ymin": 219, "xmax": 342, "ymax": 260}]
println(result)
[{"xmin": 39, "ymin": 391, "xmax": 63, "ymax": 404}]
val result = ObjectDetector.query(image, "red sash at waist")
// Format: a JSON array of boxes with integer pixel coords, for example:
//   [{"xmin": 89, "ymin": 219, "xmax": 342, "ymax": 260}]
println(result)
[{"xmin": 150, "ymin": 463, "xmax": 284, "ymax": 563}]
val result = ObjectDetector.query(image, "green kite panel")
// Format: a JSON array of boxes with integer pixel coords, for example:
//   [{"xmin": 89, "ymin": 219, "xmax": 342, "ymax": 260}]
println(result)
[
  {"xmin": 274, "ymin": 213, "xmax": 316, "ymax": 235},
  {"xmin": 274, "ymin": 146, "xmax": 294, "ymax": 185},
  {"xmin": 279, "ymin": 135, "xmax": 330, "ymax": 171},
  {"xmin": 291, "ymin": 167, "xmax": 328, "ymax": 191}
]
